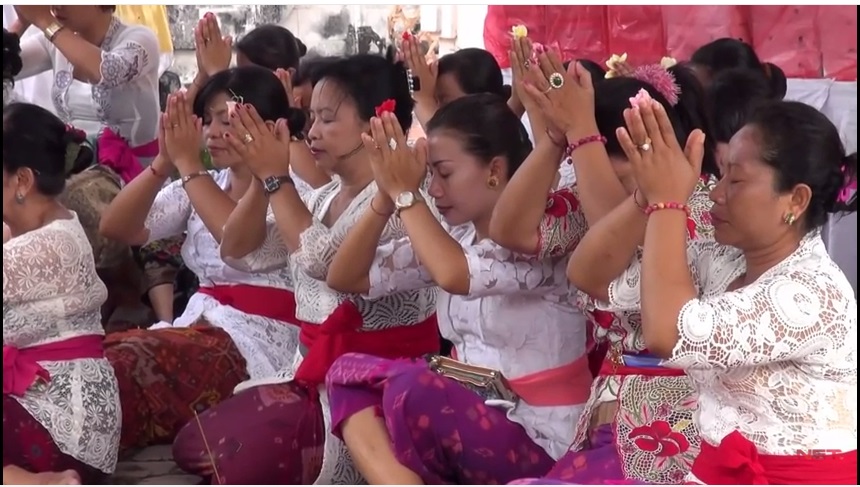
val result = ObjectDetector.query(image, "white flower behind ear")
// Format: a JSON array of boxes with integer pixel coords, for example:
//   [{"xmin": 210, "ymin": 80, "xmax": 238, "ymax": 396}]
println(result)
[
  {"xmin": 660, "ymin": 56, "xmax": 678, "ymax": 69},
  {"xmin": 605, "ymin": 52, "xmax": 628, "ymax": 79},
  {"xmin": 511, "ymin": 25, "xmax": 528, "ymax": 39}
]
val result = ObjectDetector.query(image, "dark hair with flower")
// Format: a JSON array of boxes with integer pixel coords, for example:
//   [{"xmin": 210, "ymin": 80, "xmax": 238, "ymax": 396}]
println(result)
[{"xmin": 375, "ymin": 99, "xmax": 397, "ymax": 117}]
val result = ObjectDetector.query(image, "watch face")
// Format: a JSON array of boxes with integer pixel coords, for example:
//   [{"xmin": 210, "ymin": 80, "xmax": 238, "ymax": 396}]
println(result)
[
  {"xmin": 396, "ymin": 191, "xmax": 415, "ymax": 208},
  {"xmin": 264, "ymin": 177, "xmax": 280, "ymax": 193}
]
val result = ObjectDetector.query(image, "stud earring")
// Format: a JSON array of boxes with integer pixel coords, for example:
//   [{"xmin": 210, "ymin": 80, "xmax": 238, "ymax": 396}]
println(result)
[
  {"xmin": 783, "ymin": 213, "xmax": 796, "ymax": 226},
  {"xmin": 14, "ymin": 193, "xmax": 24, "ymax": 204},
  {"xmin": 487, "ymin": 176, "xmax": 499, "ymax": 189}
]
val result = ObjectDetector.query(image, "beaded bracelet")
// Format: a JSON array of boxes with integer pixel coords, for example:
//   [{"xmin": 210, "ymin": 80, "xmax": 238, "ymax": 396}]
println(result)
[
  {"xmin": 644, "ymin": 201, "xmax": 690, "ymax": 217},
  {"xmin": 564, "ymin": 134, "xmax": 607, "ymax": 160}
]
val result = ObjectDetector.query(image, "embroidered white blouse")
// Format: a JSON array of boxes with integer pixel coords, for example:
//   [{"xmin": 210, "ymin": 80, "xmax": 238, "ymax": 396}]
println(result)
[
  {"xmin": 601, "ymin": 231, "xmax": 857, "ymax": 459},
  {"xmin": 17, "ymin": 17, "xmax": 160, "ymax": 150},
  {"xmin": 144, "ymin": 170, "xmax": 301, "ymax": 381},
  {"xmin": 3, "ymin": 215, "xmax": 121, "ymax": 474},
  {"xmin": 365, "ymin": 224, "xmax": 589, "ymax": 460}
]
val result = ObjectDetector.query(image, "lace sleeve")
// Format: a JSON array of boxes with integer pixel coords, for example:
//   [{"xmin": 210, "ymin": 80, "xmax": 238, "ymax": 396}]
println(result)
[
  {"xmin": 467, "ymin": 239, "xmax": 570, "ymax": 299},
  {"xmin": 98, "ymin": 25, "xmax": 159, "ymax": 88},
  {"xmin": 222, "ymin": 208, "xmax": 291, "ymax": 273},
  {"xmin": 365, "ymin": 236, "xmax": 435, "ymax": 300},
  {"xmin": 666, "ymin": 269, "xmax": 856, "ymax": 370},
  {"xmin": 143, "ymin": 178, "xmax": 192, "ymax": 244},
  {"xmin": 536, "ymin": 188, "xmax": 589, "ymax": 259}
]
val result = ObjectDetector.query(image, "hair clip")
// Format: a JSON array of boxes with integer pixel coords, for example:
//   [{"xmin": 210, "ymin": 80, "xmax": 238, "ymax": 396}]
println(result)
[
  {"xmin": 406, "ymin": 68, "xmax": 420, "ymax": 95},
  {"xmin": 837, "ymin": 166, "xmax": 857, "ymax": 204},
  {"xmin": 631, "ymin": 64, "xmax": 681, "ymax": 106},
  {"xmin": 226, "ymin": 89, "xmax": 244, "ymax": 116},
  {"xmin": 375, "ymin": 99, "xmax": 396, "ymax": 117}
]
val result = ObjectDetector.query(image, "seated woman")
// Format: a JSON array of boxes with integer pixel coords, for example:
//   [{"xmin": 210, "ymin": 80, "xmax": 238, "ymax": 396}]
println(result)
[
  {"xmin": 171, "ymin": 51, "xmax": 440, "ymax": 485},
  {"xmin": 324, "ymin": 94, "xmax": 591, "ymax": 484},
  {"xmin": 3, "ymin": 103, "xmax": 121, "ymax": 485},
  {"xmin": 491, "ymin": 48, "xmax": 719, "ymax": 484},
  {"xmin": 98, "ymin": 66, "xmax": 309, "ymax": 450},
  {"xmin": 565, "ymin": 100, "xmax": 857, "ymax": 485},
  {"xmin": 688, "ymin": 37, "xmax": 786, "ymax": 99}
]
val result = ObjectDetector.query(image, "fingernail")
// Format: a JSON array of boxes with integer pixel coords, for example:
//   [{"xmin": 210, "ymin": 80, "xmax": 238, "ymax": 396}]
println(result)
[{"xmin": 651, "ymin": 100, "xmax": 661, "ymax": 110}]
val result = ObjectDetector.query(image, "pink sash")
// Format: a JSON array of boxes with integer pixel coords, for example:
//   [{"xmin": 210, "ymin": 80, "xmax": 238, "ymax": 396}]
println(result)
[
  {"xmin": 3, "ymin": 335, "xmax": 105, "ymax": 396},
  {"xmin": 97, "ymin": 128, "xmax": 159, "ymax": 184}
]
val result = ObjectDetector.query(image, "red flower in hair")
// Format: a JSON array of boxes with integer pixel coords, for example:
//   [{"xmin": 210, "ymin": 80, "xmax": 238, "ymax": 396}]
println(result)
[
  {"xmin": 401, "ymin": 31, "xmax": 413, "ymax": 41},
  {"xmin": 375, "ymin": 99, "xmax": 397, "ymax": 117}
]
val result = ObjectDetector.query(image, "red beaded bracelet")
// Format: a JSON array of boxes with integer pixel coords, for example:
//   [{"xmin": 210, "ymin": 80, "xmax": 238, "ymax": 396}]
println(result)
[
  {"xmin": 564, "ymin": 134, "xmax": 607, "ymax": 159},
  {"xmin": 644, "ymin": 201, "xmax": 690, "ymax": 216}
]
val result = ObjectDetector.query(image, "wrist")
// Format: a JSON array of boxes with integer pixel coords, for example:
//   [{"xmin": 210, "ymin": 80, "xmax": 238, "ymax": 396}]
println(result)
[
  {"xmin": 175, "ymin": 157, "xmax": 205, "ymax": 176},
  {"xmin": 372, "ymin": 193, "xmax": 395, "ymax": 215},
  {"xmin": 565, "ymin": 123, "xmax": 601, "ymax": 144}
]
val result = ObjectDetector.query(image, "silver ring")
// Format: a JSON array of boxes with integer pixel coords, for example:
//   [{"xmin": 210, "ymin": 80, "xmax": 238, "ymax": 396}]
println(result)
[
  {"xmin": 388, "ymin": 138, "xmax": 397, "ymax": 151},
  {"xmin": 523, "ymin": 60, "xmax": 530, "ymax": 69},
  {"xmin": 638, "ymin": 138, "xmax": 652, "ymax": 152},
  {"xmin": 548, "ymin": 72, "xmax": 565, "ymax": 90},
  {"xmin": 242, "ymin": 133, "xmax": 254, "ymax": 145}
]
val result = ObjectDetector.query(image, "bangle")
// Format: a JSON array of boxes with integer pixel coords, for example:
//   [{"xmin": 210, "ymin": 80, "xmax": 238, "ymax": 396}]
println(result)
[
  {"xmin": 632, "ymin": 189, "xmax": 648, "ymax": 211},
  {"xmin": 564, "ymin": 134, "xmax": 607, "ymax": 160},
  {"xmin": 149, "ymin": 165, "xmax": 169, "ymax": 179},
  {"xmin": 644, "ymin": 201, "xmax": 690, "ymax": 217},
  {"xmin": 180, "ymin": 170, "xmax": 210, "ymax": 187},
  {"xmin": 369, "ymin": 198, "xmax": 393, "ymax": 217}
]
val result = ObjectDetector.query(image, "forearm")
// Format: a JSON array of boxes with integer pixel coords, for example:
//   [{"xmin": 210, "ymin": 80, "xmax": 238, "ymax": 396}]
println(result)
[
  {"xmin": 565, "ymin": 124, "xmax": 629, "ymax": 225},
  {"xmin": 37, "ymin": 21, "xmax": 106, "ymax": 84},
  {"xmin": 220, "ymin": 181, "xmax": 269, "ymax": 259},
  {"xmin": 266, "ymin": 182, "xmax": 314, "ymax": 253},
  {"xmin": 100, "ymin": 156, "xmax": 169, "ymax": 243},
  {"xmin": 568, "ymin": 196, "xmax": 646, "ymax": 301},
  {"xmin": 507, "ymin": 96, "xmax": 525, "ymax": 118},
  {"xmin": 640, "ymin": 211, "xmax": 696, "ymax": 357},
  {"xmin": 184, "ymin": 72, "xmax": 208, "ymax": 103},
  {"xmin": 413, "ymin": 97, "xmax": 438, "ymax": 130},
  {"xmin": 10, "ymin": 19, "xmax": 29, "ymax": 36},
  {"xmin": 326, "ymin": 206, "xmax": 389, "ymax": 294},
  {"xmin": 489, "ymin": 139, "xmax": 563, "ymax": 254},
  {"xmin": 400, "ymin": 202, "xmax": 469, "ymax": 294},
  {"xmin": 290, "ymin": 142, "xmax": 331, "ymax": 189},
  {"xmin": 177, "ymin": 160, "xmax": 236, "ymax": 243}
]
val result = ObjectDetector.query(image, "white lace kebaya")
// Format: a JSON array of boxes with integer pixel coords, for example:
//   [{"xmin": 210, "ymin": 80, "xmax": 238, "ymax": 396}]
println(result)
[{"xmin": 599, "ymin": 231, "xmax": 857, "ymax": 458}]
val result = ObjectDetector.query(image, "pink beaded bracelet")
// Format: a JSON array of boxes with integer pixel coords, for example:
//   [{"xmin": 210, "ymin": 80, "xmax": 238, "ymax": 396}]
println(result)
[
  {"xmin": 564, "ymin": 134, "xmax": 607, "ymax": 160},
  {"xmin": 644, "ymin": 201, "xmax": 690, "ymax": 217}
]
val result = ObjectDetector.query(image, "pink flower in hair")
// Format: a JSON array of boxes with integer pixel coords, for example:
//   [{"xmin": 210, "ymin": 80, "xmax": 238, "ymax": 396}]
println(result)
[{"xmin": 631, "ymin": 64, "xmax": 681, "ymax": 106}]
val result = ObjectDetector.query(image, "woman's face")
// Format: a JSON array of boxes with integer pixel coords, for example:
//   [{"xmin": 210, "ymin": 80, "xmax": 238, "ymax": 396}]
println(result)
[
  {"xmin": 425, "ymin": 131, "xmax": 503, "ymax": 226},
  {"xmin": 51, "ymin": 6, "xmax": 109, "ymax": 33},
  {"xmin": 306, "ymin": 80, "xmax": 368, "ymax": 172},
  {"xmin": 201, "ymin": 92, "xmax": 240, "ymax": 169},
  {"xmin": 293, "ymin": 82, "xmax": 313, "ymax": 131},
  {"xmin": 434, "ymin": 73, "xmax": 467, "ymax": 107},
  {"xmin": 708, "ymin": 125, "xmax": 803, "ymax": 248}
]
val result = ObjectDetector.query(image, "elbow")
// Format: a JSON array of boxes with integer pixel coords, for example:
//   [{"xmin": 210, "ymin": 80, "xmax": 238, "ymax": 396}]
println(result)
[
  {"xmin": 567, "ymin": 262, "xmax": 610, "ymax": 303},
  {"xmin": 489, "ymin": 216, "xmax": 537, "ymax": 256},
  {"xmin": 219, "ymin": 241, "xmax": 251, "ymax": 262},
  {"xmin": 98, "ymin": 217, "xmax": 125, "ymax": 243},
  {"xmin": 436, "ymin": 274, "xmax": 470, "ymax": 296},
  {"xmin": 642, "ymin": 324, "xmax": 677, "ymax": 360}
]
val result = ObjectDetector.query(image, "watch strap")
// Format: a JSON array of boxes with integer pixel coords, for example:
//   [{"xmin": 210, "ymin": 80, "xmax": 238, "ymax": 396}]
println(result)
[{"xmin": 43, "ymin": 21, "xmax": 65, "ymax": 42}]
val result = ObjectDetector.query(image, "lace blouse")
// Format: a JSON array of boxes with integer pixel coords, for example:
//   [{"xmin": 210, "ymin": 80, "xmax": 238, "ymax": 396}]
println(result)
[
  {"xmin": 366, "ymin": 224, "xmax": 589, "ymax": 459},
  {"xmin": 143, "ymin": 170, "xmax": 301, "ymax": 381},
  {"xmin": 3, "ymin": 215, "xmax": 121, "ymax": 473},
  {"xmin": 601, "ymin": 231, "xmax": 857, "ymax": 456},
  {"xmin": 17, "ymin": 16, "xmax": 160, "ymax": 149}
]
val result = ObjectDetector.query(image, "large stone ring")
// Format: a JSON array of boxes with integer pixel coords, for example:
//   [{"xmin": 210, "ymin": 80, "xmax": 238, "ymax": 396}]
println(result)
[
  {"xmin": 638, "ymin": 137, "xmax": 652, "ymax": 152},
  {"xmin": 548, "ymin": 72, "xmax": 565, "ymax": 90},
  {"xmin": 242, "ymin": 133, "xmax": 254, "ymax": 145},
  {"xmin": 388, "ymin": 138, "xmax": 398, "ymax": 151}
]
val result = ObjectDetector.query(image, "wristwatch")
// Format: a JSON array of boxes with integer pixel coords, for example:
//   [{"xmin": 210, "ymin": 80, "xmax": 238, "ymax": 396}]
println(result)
[
  {"xmin": 394, "ymin": 191, "xmax": 424, "ymax": 215},
  {"xmin": 262, "ymin": 175, "xmax": 294, "ymax": 195},
  {"xmin": 42, "ymin": 21, "xmax": 65, "ymax": 42}
]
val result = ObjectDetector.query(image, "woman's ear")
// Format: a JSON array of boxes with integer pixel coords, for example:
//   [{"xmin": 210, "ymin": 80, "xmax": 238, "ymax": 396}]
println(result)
[{"xmin": 488, "ymin": 155, "xmax": 507, "ymax": 181}]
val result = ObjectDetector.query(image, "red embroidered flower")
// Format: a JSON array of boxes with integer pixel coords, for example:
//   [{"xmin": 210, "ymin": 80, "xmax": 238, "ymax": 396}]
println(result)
[
  {"xmin": 545, "ymin": 190, "xmax": 580, "ymax": 218},
  {"xmin": 686, "ymin": 217, "xmax": 697, "ymax": 240},
  {"xmin": 375, "ymin": 99, "xmax": 396, "ymax": 117},
  {"xmin": 628, "ymin": 420, "xmax": 690, "ymax": 457},
  {"xmin": 592, "ymin": 310, "xmax": 615, "ymax": 330},
  {"xmin": 401, "ymin": 31, "xmax": 412, "ymax": 41}
]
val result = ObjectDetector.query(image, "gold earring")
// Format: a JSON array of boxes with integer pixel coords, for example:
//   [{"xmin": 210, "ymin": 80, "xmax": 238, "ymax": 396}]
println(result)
[
  {"xmin": 783, "ymin": 213, "xmax": 796, "ymax": 226},
  {"xmin": 487, "ymin": 176, "xmax": 499, "ymax": 189},
  {"xmin": 14, "ymin": 193, "xmax": 24, "ymax": 204}
]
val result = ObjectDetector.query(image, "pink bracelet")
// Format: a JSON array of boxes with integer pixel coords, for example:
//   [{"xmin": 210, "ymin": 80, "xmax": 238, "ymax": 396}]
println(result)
[
  {"xmin": 564, "ymin": 134, "xmax": 608, "ymax": 160},
  {"xmin": 644, "ymin": 201, "xmax": 690, "ymax": 217}
]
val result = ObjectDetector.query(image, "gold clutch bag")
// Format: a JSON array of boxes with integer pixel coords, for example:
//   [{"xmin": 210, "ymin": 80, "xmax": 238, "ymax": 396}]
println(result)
[{"xmin": 426, "ymin": 355, "xmax": 519, "ymax": 403}]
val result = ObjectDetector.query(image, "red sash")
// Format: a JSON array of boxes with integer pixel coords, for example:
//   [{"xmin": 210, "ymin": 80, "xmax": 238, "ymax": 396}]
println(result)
[
  {"xmin": 3, "ymin": 335, "xmax": 105, "ymax": 396},
  {"xmin": 693, "ymin": 430, "xmax": 857, "ymax": 485},
  {"xmin": 197, "ymin": 285, "xmax": 298, "ymax": 323},
  {"xmin": 97, "ymin": 128, "xmax": 159, "ymax": 184},
  {"xmin": 294, "ymin": 301, "xmax": 440, "ymax": 386}
]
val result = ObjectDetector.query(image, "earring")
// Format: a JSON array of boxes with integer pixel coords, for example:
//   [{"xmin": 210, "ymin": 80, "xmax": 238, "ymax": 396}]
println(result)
[
  {"xmin": 487, "ymin": 176, "xmax": 499, "ymax": 189},
  {"xmin": 14, "ymin": 193, "xmax": 24, "ymax": 204},
  {"xmin": 783, "ymin": 213, "xmax": 796, "ymax": 226}
]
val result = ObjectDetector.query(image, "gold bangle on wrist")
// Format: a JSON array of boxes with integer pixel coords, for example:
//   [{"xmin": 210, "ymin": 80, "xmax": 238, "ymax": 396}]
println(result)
[{"xmin": 180, "ymin": 170, "xmax": 211, "ymax": 187}]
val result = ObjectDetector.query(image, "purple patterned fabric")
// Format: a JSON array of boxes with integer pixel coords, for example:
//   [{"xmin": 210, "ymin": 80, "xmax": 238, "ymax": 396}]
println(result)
[{"xmin": 326, "ymin": 353, "xmax": 556, "ymax": 485}]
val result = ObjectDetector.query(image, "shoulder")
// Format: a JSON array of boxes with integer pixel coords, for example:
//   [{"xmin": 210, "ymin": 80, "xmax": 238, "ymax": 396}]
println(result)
[{"xmin": 114, "ymin": 22, "xmax": 159, "ymax": 48}]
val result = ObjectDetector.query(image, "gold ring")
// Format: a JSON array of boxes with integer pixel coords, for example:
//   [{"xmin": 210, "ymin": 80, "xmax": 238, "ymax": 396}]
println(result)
[{"xmin": 242, "ymin": 133, "xmax": 254, "ymax": 144}]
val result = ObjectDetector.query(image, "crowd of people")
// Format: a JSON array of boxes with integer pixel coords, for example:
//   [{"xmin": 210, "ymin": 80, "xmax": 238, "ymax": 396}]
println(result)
[{"xmin": 2, "ymin": 5, "xmax": 857, "ymax": 486}]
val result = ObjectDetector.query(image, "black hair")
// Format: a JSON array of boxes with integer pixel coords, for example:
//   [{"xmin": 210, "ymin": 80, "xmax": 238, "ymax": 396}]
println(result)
[
  {"xmin": 3, "ymin": 103, "xmax": 94, "ymax": 195},
  {"xmin": 293, "ymin": 55, "xmax": 341, "ymax": 87},
  {"xmin": 437, "ymin": 48, "xmax": 510, "ymax": 99},
  {"xmin": 691, "ymin": 38, "xmax": 787, "ymax": 100},
  {"xmin": 426, "ymin": 93, "xmax": 532, "ymax": 178},
  {"xmin": 747, "ymin": 100, "xmax": 857, "ymax": 231},
  {"xmin": 563, "ymin": 59, "xmax": 607, "ymax": 80},
  {"xmin": 593, "ymin": 63, "xmax": 719, "ymax": 177},
  {"xmin": 235, "ymin": 24, "xmax": 306, "ymax": 71},
  {"xmin": 315, "ymin": 47, "xmax": 414, "ymax": 132},
  {"xmin": 706, "ymin": 68, "xmax": 771, "ymax": 144},
  {"xmin": 3, "ymin": 28, "xmax": 22, "ymax": 82},
  {"xmin": 193, "ymin": 65, "xmax": 305, "ymax": 135}
]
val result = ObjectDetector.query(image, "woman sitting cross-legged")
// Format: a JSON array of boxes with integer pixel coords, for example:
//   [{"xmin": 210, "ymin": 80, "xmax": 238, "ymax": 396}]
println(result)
[
  {"xmin": 557, "ymin": 100, "xmax": 857, "ymax": 484},
  {"xmin": 3, "ymin": 103, "xmax": 121, "ymax": 485},
  {"xmin": 98, "ymin": 66, "xmax": 311, "ymax": 450},
  {"xmin": 324, "ymin": 94, "xmax": 592, "ymax": 485}
]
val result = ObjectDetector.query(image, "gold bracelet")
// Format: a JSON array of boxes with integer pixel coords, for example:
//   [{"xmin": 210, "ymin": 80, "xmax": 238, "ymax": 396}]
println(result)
[{"xmin": 180, "ymin": 170, "xmax": 211, "ymax": 187}]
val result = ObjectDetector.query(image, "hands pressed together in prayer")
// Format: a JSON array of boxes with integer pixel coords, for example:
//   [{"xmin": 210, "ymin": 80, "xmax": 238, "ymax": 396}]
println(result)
[
  {"xmin": 222, "ymin": 104, "xmax": 294, "ymax": 180},
  {"xmin": 362, "ymin": 112, "xmax": 429, "ymax": 211}
]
